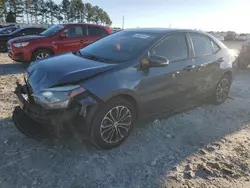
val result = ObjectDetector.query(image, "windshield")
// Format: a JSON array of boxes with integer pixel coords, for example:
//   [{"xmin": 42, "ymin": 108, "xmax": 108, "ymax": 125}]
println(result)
[
  {"xmin": 40, "ymin": 24, "xmax": 65, "ymax": 37},
  {"xmin": 80, "ymin": 30, "xmax": 158, "ymax": 63},
  {"xmin": 0, "ymin": 27, "xmax": 17, "ymax": 34}
]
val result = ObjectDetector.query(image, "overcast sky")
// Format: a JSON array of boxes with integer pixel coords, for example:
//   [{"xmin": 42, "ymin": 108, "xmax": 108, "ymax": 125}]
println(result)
[{"xmin": 54, "ymin": 0, "xmax": 250, "ymax": 33}]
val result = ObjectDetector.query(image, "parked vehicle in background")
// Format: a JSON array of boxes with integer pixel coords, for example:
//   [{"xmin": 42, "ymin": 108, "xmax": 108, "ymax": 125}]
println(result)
[
  {"xmin": 8, "ymin": 23, "xmax": 112, "ymax": 62},
  {"xmin": 0, "ymin": 24, "xmax": 17, "ymax": 28},
  {"xmin": 0, "ymin": 26, "xmax": 20, "ymax": 35},
  {"xmin": 224, "ymin": 31, "xmax": 237, "ymax": 41},
  {"xmin": 237, "ymin": 33, "xmax": 250, "ymax": 41},
  {"xmin": 206, "ymin": 32, "xmax": 224, "ymax": 41},
  {"xmin": 213, "ymin": 34, "xmax": 224, "ymax": 41},
  {"xmin": 0, "ymin": 27, "xmax": 45, "ymax": 52},
  {"xmin": 236, "ymin": 39, "xmax": 250, "ymax": 69},
  {"xmin": 13, "ymin": 28, "xmax": 234, "ymax": 149}
]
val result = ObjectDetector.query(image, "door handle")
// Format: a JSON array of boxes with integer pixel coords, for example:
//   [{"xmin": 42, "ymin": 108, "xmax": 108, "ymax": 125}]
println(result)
[
  {"xmin": 217, "ymin": 57, "xmax": 224, "ymax": 63},
  {"xmin": 184, "ymin": 65, "xmax": 195, "ymax": 71},
  {"xmin": 80, "ymin": 40, "xmax": 84, "ymax": 43}
]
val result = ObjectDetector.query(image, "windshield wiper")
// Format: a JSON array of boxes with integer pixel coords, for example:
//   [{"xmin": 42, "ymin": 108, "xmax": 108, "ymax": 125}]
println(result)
[{"xmin": 79, "ymin": 52, "xmax": 119, "ymax": 64}]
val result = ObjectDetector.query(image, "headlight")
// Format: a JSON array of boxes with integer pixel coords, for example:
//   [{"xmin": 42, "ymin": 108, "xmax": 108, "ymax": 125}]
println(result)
[
  {"xmin": 32, "ymin": 85, "xmax": 85, "ymax": 109},
  {"xmin": 13, "ymin": 42, "xmax": 29, "ymax": 48}
]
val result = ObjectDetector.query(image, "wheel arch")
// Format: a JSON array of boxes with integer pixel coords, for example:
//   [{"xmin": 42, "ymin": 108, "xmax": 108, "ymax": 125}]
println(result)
[
  {"xmin": 224, "ymin": 70, "xmax": 233, "ymax": 84},
  {"xmin": 103, "ymin": 90, "xmax": 140, "ymax": 120},
  {"xmin": 32, "ymin": 47, "xmax": 55, "ymax": 60}
]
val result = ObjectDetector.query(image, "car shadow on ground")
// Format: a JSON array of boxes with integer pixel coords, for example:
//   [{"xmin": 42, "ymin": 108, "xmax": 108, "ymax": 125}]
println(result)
[
  {"xmin": 0, "ymin": 62, "xmax": 28, "ymax": 76},
  {"xmin": 0, "ymin": 72, "xmax": 249, "ymax": 187},
  {"xmin": 0, "ymin": 102, "xmax": 249, "ymax": 187}
]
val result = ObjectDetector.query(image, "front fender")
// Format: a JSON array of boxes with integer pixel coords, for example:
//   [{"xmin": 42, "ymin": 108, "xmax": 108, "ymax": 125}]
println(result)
[{"xmin": 102, "ymin": 88, "xmax": 139, "ymax": 102}]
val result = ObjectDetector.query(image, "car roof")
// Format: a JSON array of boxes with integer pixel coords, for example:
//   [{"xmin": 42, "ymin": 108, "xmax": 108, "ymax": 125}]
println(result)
[
  {"xmin": 124, "ymin": 28, "xmax": 202, "ymax": 34},
  {"xmin": 62, "ymin": 23, "xmax": 110, "ymax": 28}
]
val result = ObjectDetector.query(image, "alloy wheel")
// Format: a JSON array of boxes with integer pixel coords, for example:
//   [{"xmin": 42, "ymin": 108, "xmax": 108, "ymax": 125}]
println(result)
[
  {"xmin": 36, "ymin": 53, "xmax": 50, "ymax": 60},
  {"xmin": 100, "ymin": 106, "xmax": 132, "ymax": 144},
  {"xmin": 216, "ymin": 77, "xmax": 229, "ymax": 102}
]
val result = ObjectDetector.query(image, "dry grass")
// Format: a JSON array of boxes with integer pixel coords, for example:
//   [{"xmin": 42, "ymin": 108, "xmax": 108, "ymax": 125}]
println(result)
[{"xmin": 0, "ymin": 54, "xmax": 23, "ymax": 118}]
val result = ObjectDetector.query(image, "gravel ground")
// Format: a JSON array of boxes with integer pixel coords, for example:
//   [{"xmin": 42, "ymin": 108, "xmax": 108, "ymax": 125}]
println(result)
[{"xmin": 0, "ymin": 41, "xmax": 250, "ymax": 188}]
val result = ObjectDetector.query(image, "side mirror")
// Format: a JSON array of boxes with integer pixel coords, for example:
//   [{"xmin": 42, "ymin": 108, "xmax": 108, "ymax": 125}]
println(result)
[
  {"xmin": 149, "ymin": 55, "xmax": 169, "ymax": 67},
  {"xmin": 60, "ymin": 32, "xmax": 67, "ymax": 39}
]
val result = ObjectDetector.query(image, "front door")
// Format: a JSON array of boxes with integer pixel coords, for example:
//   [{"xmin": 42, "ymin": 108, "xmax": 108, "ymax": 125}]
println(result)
[
  {"xmin": 56, "ymin": 25, "xmax": 87, "ymax": 53},
  {"xmin": 137, "ymin": 33, "xmax": 196, "ymax": 116}
]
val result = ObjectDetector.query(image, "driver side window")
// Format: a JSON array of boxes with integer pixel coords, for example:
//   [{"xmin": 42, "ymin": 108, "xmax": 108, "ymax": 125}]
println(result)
[
  {"xmin": 150, "ymin": 34, "xmax": 188, "ymax": 62},
  {"xmin": 64, "ymin": 26, "xmax": 86, "ymax": 38}
]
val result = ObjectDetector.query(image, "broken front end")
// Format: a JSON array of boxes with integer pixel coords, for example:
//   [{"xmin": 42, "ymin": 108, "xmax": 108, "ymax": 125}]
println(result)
[{"xmin": 12, "ymin": 78, "xmax": 99, "ymax": 140}]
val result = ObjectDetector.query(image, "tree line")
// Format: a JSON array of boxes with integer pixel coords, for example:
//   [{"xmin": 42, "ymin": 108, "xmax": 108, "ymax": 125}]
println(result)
[{"xmin": 0, "ymin": 0, "xmax": 112, "ymax": 26}]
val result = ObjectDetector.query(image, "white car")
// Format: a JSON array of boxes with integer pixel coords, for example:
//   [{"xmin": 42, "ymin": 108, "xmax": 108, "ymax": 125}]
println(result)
[
  {"xmin": 237, "ymin": 34, "xmax": 250, "ymax": 41},
  {"xmin": 214, "ymin": 34, "xmax": 224, "ymax": 41}
]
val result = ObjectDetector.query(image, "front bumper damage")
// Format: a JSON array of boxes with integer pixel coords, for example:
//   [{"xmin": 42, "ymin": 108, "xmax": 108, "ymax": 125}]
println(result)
[{"xmin": 12, "ymin": 82, "xmax": 98, "ymax": 140}]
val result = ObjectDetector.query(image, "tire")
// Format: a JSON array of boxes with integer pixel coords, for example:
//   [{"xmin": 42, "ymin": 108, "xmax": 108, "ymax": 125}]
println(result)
[
  {"xmin": 32, "ymin": 49, "xmax": 52, "ymax": 61},
  {"xmin": 210, "ymin": 74, "xmax": 231, "ymax": 105},
  {"xmin": 90, "ymin": 97, "xmax": 136, "ymax": 149}
]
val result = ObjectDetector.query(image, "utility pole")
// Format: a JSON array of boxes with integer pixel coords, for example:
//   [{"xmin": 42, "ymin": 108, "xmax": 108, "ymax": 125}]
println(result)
[{"xmin": 122, "ymin": 16, "xmax": 124, "ymax": 29}]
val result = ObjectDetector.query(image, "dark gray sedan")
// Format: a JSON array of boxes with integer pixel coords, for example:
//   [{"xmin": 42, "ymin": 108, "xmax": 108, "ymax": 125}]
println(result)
[{"xmin": 13, "ymin": 28, "xmax": 234, "ymax": 149}]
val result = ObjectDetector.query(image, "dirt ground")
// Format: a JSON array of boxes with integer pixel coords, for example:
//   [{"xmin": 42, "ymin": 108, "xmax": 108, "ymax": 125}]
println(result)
[{"xmin": 0, "ymin": 41, "xmax": 250, "ymax": 188}]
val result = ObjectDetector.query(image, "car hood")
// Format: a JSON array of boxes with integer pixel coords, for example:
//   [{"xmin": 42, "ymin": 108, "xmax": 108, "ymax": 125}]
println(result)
[
  {"xmin": 9, "ymin": 35, "xmax": 44, "ymax": 43},
  {"xmin": 27, "ymin": 53, "xmax": 117, "ymax": 92}
]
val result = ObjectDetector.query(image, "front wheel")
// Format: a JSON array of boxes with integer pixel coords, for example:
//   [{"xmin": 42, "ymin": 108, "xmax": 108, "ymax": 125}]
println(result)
[
  {"xmin": 210, "ymin": 74, "xmax": 231, "ymax": 105},
  {"xmin": 32, "ymin": 49, "xmax": 52, "ymax": 61},
  {"xmin": 90, "ymin": 97, "xmax": 136, "ymax": 149}
]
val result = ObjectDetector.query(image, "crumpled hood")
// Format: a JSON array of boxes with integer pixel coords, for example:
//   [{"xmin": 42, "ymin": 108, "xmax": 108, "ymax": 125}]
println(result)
[
  {"xmin": 27, "ymin": 52, "xmax": 117, "ymax": 92},
  {"xmin": 9, "ymin": 35, "xmax": 44, "ymax": 43}
]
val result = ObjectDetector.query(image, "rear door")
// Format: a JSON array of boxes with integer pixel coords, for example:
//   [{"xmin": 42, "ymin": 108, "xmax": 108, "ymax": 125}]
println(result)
[
  {"xmin": 85, "ymin": 25, "xmax": 109, "ymax": 47},
  {"xmin": 189, "ymin": 33, "xmax": 223, "ymax": 97},
  {"xmin": 57, "ymin": 25, "xmax": 87, "ymax": 53},
  {"xmin": 138, "ymin": 33, "xmax": 196, "ymax": 116}
]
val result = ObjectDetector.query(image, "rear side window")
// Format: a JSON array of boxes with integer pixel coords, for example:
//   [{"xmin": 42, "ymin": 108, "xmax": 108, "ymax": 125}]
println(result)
[
  {"xmin": 65, "ymin": 26, "xmax": 86, "ymax": 37},
  {"xmin": 33, "ymin": 28, "xmax": 44, "ymax": 35},
  {"xmin": 20, "ymin": 28, "xmax": 34, "ymax": 35},
  {"xmin": 150, "ymin": 34, "xmax": 188, "ymax": 62},
  {"xmin": 190, "ymin": 34, "xmax": 214, "ymax": 57},
  {"xmin": 88, "ymin": 26, "xmax": 108, "ymax": 37}
]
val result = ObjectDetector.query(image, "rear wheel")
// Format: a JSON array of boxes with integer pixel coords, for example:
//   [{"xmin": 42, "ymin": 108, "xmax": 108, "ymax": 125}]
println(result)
[
  {"xmin": 90, "ymin": 97, "xmax": 136, "ymax": 149},
  {"xmin": 32, "ymin": 49, "xmax": 52, "ymax": 61},
  {"xmin": 210, "ymin": 74, "xmax": 231, "ymax": 105}
]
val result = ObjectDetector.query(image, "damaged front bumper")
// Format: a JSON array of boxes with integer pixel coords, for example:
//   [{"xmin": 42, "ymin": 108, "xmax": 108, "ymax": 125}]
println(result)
[{"xmin": 12, "ymin": 82, "xmax": 99, "ymax": 139}]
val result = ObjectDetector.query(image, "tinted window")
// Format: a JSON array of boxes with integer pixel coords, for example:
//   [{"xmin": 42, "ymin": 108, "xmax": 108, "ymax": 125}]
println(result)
[
  {"xmin": 88, "ymin": 26, "xmax": 108, "ymax": 37},
  {"xmin": 190, "ymin": 34, "xmax": 213, "ymax": 57},
  {"xmin": 80, "ymin": 31, "xmax": 158, "ymax": 63},
  {"xmin": 40, "ymin": 24, "xmax": 65, "ymax": 37},
  {"xmin": 150, "ymin": 34, "xmax": 188, "ymax": 62},
  {"xmin": 22, "ymin": 28, "xmax": 40, "ymax": 35},
  {"xmin": 65, "ymin": 26, "xmax": 86, "ymax": 37}
]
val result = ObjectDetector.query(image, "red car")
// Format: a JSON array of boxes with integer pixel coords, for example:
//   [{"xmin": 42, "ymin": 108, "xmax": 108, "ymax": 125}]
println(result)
[{"xmin": 8, "ymin": 24, "xmax": 112, "ymax": 63}]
